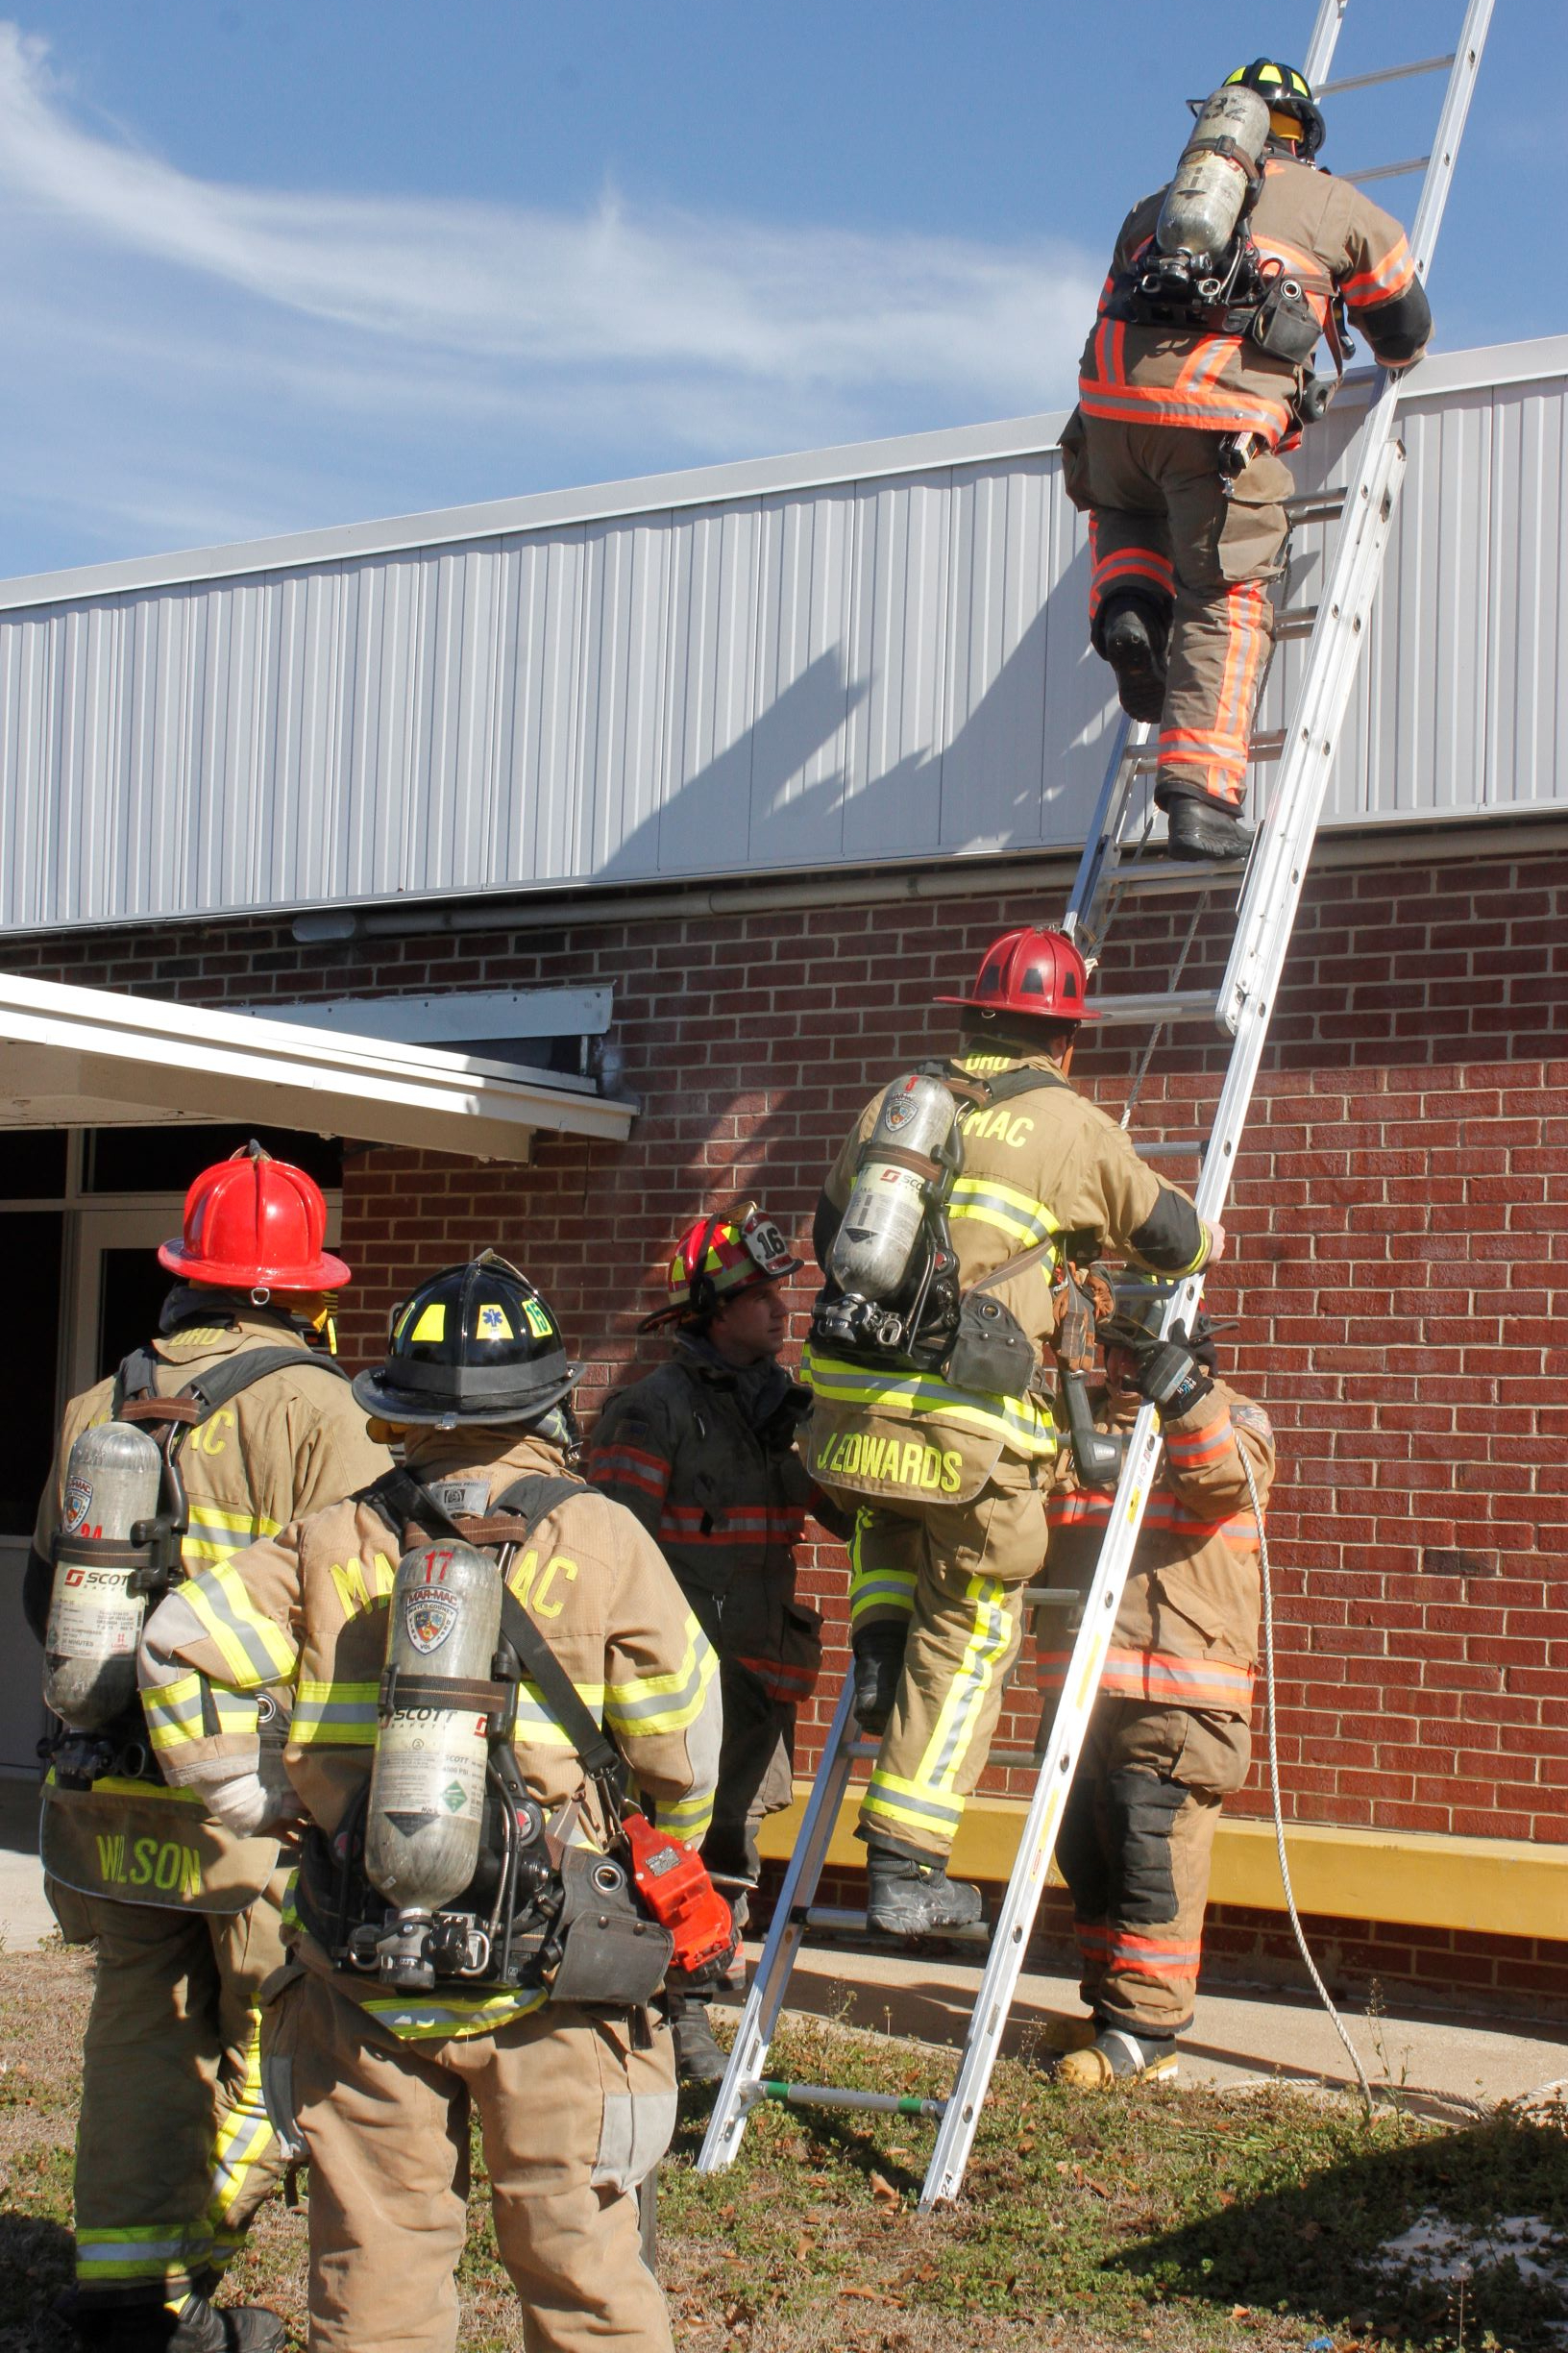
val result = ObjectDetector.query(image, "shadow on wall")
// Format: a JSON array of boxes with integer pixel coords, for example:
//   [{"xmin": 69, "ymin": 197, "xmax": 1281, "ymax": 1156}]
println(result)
[{"xmin": 594, "ymin": 533, "xmax": 1105, "ymax": 888}]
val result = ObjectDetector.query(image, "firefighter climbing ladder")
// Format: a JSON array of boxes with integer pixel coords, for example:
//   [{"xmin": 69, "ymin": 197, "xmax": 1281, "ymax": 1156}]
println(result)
[{"xmin": 699, "ymin": 0, "xmax": 1493, "ymax": 2211}]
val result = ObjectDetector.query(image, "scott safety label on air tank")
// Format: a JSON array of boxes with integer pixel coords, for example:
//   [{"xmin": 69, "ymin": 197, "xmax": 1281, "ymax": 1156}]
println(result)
[
  {"xmin": 375, "ymin": 1718, "xmax": 487, "ymax": 1825},
  {"xmin": 47, "ymin": 1568, "xmax": 143, "ymax": 1659}
]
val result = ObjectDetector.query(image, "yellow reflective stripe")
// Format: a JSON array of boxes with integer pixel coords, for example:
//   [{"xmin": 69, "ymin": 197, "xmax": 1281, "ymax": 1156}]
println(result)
[
  {"xmin": 46, "ymin": 1767, "xmax": 207, "ymax": 1806},
  {"xmin": 603, "ymin": 1621, "xmax": 716, "ymax": 1737},
  {"xmin": 188, "ymin": 1504, "xmax": 281, "ymax": 1537},
  {"xmin": 948, "ymin": 1174, "xmax": 1061, "ymax": 1250},
  {"xmin": 75, "ymin": 2229, "xmax": 199, "ymax": 2291},
  {"xmin": 144, "ymin": 1677, "xmax": 257, "ymax": 1752},
  {"xmin": 291, "ymin": 1680, "xmax": 380, "ymax": 1747},
  {"xmin": 206, "ymin": 2007, "xmax": 274, "ymax": 2226},
  {"xmin": 362, "ymin": 1984, "xmax": 548, "ymax": 2040},
  {"xmin": 802, "ymin": 1346, "xmax": 1057, "ymax": 1454},
  {"xmin": 658, "ymin": 1786, "xmax": 715, "ymax": 1841},
  {"xmin": 862, "ymin": 1770, "xmax": 966, "ymax": 1838},
  {"xmin": 180, "ymin": 1564, "xmax": 296, "ymax": 1688},
  {"xmin": 920, "ymin": 1573, "xmax": 1013, "ymax": 1793}
]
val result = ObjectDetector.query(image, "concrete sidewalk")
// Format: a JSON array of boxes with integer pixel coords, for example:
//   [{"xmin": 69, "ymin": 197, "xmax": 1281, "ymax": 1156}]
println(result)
[
  {"xmin": 0, "ymin": 1776, "xmax": 53, "ymax": 1951},
  {"xmin": 715, "ymin": 1939, "xmax": 1568, "ymax": 2118},
  {"xmin": 4, "ymin": 1772, "xmax": 1561, "ymax": 2117}
]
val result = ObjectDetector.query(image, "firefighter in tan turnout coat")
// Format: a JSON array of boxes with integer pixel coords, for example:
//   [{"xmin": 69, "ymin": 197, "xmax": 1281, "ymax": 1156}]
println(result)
[
  {"xmin": 803, "ymin": 926, "xmax": 1225, "ymax": 1937},
  {"xmin": 1045, "ymin": 1275, "xmax": 1275, "ymax": 2086},
  {"xmin": 28, "ymin": 1145, "xmax": 388, "ymax": 2353},
  {"xmin": 590, "ymin": 1200, "xmax": 849, "ymax": 2081},
  {"xmin": 1063, "ymin": 57, "xmax": 1433, "ymax": 861},
  {"xmin": 140, "ymin": 1252, "xmax": 721, "ymax": 2353}
]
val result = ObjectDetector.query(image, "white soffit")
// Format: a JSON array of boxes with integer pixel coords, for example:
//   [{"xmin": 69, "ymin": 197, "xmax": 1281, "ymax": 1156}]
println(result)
[
  {"xmin": 0, "ymin": 975, "xmax": 633, "ymax": 1162},
  {"xmin": 239, "ymin": 986, "xmax": 613, "ymax": 1043}
]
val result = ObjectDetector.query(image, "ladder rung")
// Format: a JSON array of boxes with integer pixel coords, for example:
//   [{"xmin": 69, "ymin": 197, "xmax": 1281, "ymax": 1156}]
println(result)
[
  {"xmin": 1089, "ymin": 988, "xmax": 1221, "ymax": 1026},
  {"xmin": 1318, "ymin": 53, "xmax": 1453, "ymax": 97},
  {"xmin": 752, "ymin": 2079, "xmax": 948, "ymax": 2122},
  {"xmin": 1284, "ymin": 491, "xmax": 1346, "ymax": 526},
  {"xmin": 1128, "ymin": 727, "xmax": 1284, "ymax": 775},
  {"xmin": 1344, "ymin": 155, "xmax": 1430, "ymax": 184},
  {"xmin": 799, "ymin": 1904, "xmax": 992, "ymax": 1946},
  {"xmin": 1106, "ymin": 853, "xmax": 1246, "ymax": 892},
  {"xmin": 1273, "ymin": 603, "xmax": 1319, "ymax": 643},
  {"xmin": 1128, "ymin": 1137, "xmax": 1206, "ymax": 1157},
  {"xmin": 1021, "ymin": 1585, "xmax": 1084, "ymax": 1607},
  {"xmin": 987, "ymin": 1748, "xmax": 1050, "ymax": 1772}
]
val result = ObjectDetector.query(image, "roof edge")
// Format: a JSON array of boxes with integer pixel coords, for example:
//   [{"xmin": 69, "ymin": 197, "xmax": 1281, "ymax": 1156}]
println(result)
[{"xmin": 1, "ymin": 334, "xmax": 1564, "ymax": 616}]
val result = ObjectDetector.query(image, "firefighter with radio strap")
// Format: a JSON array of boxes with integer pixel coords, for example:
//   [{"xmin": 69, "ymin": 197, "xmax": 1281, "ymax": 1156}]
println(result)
[
  {"xmin": 25, "ymin": 1142, "xmax": 389, "ymax": 2353},
  {"xmin": 140, "ymin": 1251, "xmax": 724, "ymax": 2353},
  {"xmin": 1043, "ymin": 1273, "xmax": 1275, "ymax": 2087},
  {"xmin": 589, "ymin": 1201, "xmax": 851, "ymax": 2083},
  {"xmin": 804, "ymin": 925, "xmax": 1225, "ymax": 1937},
  {"xmin": 1062, "ymin": 58, "xmax": 1433, "ymax": 861}
]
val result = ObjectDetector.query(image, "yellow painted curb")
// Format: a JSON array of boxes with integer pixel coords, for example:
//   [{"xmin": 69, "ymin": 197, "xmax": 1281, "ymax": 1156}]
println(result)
[{"xmin": 755, "ymin": 1785, "xmax": 1568, "ymax": 1942}]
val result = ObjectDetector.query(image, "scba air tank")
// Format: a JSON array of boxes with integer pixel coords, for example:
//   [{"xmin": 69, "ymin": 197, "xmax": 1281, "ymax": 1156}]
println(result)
[
  {"xmin": 365, "ymin": 1542, "xmax": 502, "ymax": 1920},
  {"xmin": 829, "ymin": 1072, "xmax": 959, "ymax": 1304},
  {"xmin": 1156, "ymin": 85, "xmax": 1271, "ymax": 265},
  {"xmin": 44, "ymin": 1422, "xmax": 163, "ymax": 1731}
]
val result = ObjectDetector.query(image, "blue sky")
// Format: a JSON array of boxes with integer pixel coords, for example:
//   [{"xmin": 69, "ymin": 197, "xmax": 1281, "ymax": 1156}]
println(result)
[{"xmin": 0, "ymin": 2, "xmax": 1550, "ymax": 577}]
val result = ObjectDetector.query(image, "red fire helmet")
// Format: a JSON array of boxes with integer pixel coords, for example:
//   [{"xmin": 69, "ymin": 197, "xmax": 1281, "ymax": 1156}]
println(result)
[
  {"xmin": 158, "ymin": 1141, "xmax": 351, "ymax": 1292},
  {"xmin": 936, "ymin": 925, "xmax": 1101, "ymax": 1022},
  {"xmin": 641, "ymin": 1200, "xmax": 800, "ymax": 1330}
]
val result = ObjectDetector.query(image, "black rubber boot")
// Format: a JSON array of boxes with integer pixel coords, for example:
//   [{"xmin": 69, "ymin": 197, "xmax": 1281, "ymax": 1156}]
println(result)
[
  {"xmin": 851, "ymin": 1626, "xmax": 908, "ymax": 1737},
  {"xmin": 1165, "ymin": 795, "xmax": 1254, "ymax": 863},
  {"xmin": 74, "ymin": 2294, "xmax": 286, "ymax": 2353},
  {"xmin": 669, "ymin": 1996, "xmax": 729, "ymax": 2085},
  {"xmin": 1099, "ymin": 595, "xmax": 1169, "ymax": 723},
  {"xmin": 865, "ymin": 1843, "xmax": 984, "ymax": 1937}
]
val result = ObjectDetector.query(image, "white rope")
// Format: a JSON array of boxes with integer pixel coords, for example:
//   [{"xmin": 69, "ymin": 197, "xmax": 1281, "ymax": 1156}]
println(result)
[{"xmin": 1244, "ymin": 1445, "xmax": 1375, "ymax": 2110}]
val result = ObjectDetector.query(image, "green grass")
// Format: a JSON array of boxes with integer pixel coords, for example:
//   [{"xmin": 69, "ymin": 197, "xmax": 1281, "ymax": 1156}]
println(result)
[{"xmin": 3, "ymin": 1954, "xmax": 1565, "ymax": 2351}]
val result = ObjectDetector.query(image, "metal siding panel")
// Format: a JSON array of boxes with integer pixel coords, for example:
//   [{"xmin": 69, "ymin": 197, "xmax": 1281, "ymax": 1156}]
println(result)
[{"xmin": 5, "ymin": 362, "xmax": 1567, "ymax": 934}]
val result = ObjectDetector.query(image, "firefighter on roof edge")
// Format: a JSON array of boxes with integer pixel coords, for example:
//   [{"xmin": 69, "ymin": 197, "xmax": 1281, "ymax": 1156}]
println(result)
[
  {"xmin": 1063, "ymin": 58, "xmax": 1433, "ymax": 861},
  {"xmin": 589, "ymin": 1202, "xmax": 851, "ymax": 2083},
  {"xmin": 29, "ymin": 1143, "xmax": 389, "ymax": 2353},
  {"xmin": 140, "ymin": 1252, "xmax": 723, "ymax": 2353},
  {"xmin": 1042, "ymin": 1274, "xmax": 1275, "ymax": 2087},
  {"xmin": 804, "ymin": 925, "xmax": 1224, "ymax": 1936}
]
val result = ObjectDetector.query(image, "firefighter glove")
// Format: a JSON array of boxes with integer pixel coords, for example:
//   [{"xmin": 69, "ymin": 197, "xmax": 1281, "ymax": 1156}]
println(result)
[{"xmin": 1127, "ymin": 1325, "xmax": 1214, "ymax": 1420}]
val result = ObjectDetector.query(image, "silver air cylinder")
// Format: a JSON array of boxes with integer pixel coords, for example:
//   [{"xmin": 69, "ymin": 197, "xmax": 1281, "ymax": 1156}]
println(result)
[
  {"xmin": 828, "ymin": 1072, "xmax": 959, "ymax": 1304},
  {"xmin": 44, "ymin": 1422, "xmax": 163, "ymax": 1731},
  {"xmin": 1156, "ymin": 86, "xmax": 1271, "ymax": 264},
  {"xmin": 365, "ymin": 1542, "xmax": 502, "ymax": 1932}
]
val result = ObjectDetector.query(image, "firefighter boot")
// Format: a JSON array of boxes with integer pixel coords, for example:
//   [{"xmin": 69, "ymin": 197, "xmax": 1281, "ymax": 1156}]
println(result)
[
  {"xmin": 1164, "ymin": 794, "xmax": 1254, "ymax": 863},
  {"xmin": 73, "ymin": 2293, "xmax": 287, "ymax": 2353},
  {"xmin": 668, "ymin": 1991, "xmax": 729, "ymax": 2086},
  {"xmin": 1054, "ymin": 2025, "xmax": 1178, "ymax": 2089},
  {"xmin": 1099, "ymin": 595, "xmax": 1168, "ymax": 724},
  {"xmin": 852, "ymin": 1625, "xmax": 909, "ymax": 1737},
  {"xmin": 865, "ymin": 1842, "xmax": 984, "ymax": 1937}
]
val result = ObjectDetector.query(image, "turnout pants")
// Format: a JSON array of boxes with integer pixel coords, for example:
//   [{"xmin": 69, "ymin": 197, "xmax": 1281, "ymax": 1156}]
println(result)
[
  {"xmin": 46, "ymin": 1871, "xmax": 288, "ymax": 2311},
  {"xmin": 267, "ymin": 1970, "xmax": 676, "ymax": 2353},
  {"xmin": 1054, "ymin": 1699, "xmax": 1252, "ymax": 2038},
  {"xmin": 1062, "ymin": 413, "xmax": 1292, "ymax": 814},
  {"xmin": 846, "ymin": 1454, "xmax": 1046, "ymax": 1861}
]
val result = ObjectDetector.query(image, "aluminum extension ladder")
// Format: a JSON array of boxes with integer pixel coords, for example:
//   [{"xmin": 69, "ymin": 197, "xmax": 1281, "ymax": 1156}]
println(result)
[{"xmin": 699, "ymin": 0, "xmax": 1493, "ymax": 2212}]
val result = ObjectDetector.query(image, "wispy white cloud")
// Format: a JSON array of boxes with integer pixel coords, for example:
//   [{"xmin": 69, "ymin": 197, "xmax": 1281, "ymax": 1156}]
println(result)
[{"xmin": 0, "ymin": 22, "xmax": 1099, "ymax": 571}]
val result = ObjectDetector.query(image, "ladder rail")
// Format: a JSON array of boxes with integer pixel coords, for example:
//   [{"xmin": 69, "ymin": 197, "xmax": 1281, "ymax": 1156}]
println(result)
[
  {"xmin": 696, "ymin": 0, "xmax": 1491, "ymax": 2211},
  {"xmin": 919, "ymin": 6, "xmax": 1492, "ymax": 2211},
  {"xmin": 695, "ymin": 1672, "xmax": 861, "ymax": 2171}
]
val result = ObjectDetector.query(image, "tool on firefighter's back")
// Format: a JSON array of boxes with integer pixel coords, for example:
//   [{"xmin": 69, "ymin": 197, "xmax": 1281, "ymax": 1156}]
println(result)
[{"xmin": 1049, "ymin": 1261, "xmax": 1124, "ymax": 1489}]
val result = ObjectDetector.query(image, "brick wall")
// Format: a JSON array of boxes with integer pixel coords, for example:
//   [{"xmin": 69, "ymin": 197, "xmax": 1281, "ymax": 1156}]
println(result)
[{"xmin": 9, "ymin": 839, "xmax": 1566, "ymax": 2005}]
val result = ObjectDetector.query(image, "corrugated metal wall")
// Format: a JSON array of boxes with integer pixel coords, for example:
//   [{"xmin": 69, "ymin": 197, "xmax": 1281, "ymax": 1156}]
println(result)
[{"xmin": 2, "ymin": 353, "xmax": 1564, "ymax": 933}]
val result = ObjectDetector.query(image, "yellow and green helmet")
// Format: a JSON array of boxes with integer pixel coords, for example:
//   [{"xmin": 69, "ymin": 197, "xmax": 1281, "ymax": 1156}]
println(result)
[
  {"xmin": 354, "ymin": 1248, "xmax": 580, "ymax": 1425},
  {"xmin": 1224, "ymin": 58, "xmax": 1325, "ymax": 159}
]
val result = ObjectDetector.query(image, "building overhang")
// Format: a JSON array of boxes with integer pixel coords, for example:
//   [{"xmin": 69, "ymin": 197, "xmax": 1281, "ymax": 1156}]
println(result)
[{"xmin": 0, "ymin": 974, "xmax": 634, "ymax": 1162}]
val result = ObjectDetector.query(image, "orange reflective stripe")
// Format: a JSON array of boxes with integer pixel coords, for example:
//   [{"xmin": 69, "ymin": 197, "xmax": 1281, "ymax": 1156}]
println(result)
[
  {"xmin": 1164, "ymin": 1414, "xmax": 1237, "ymax": 1469},
  {"xmin": 1341, "ymin": 235, "xmax": 1416, "ymax": 306},
  {"xmin": 1076, "ymin": 380, "xmax": 1292, "ymax": 440},
  {"xmin": 1039, "ymin": 1644, "xmax": 1256, "ymax": 1708}
]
